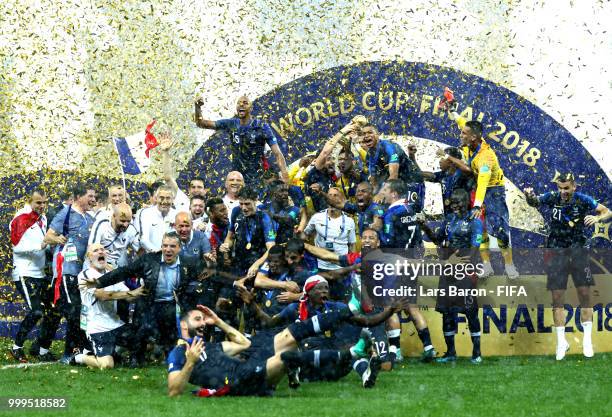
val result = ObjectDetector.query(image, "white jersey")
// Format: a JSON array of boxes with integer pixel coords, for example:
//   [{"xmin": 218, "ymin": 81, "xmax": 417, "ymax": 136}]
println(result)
[
  {"xmin": 304, "ymin": 209, "xmax": 356, "ymax": 271},
  {"xmin": 174, "ymin": 189, "xmax": 190, "ymax": 213},
  {"xmin": 138, "ymin": 205, "xmax": 177, "ymax": 252},
  {"xmin": 78, "ymin": 268, "xmax": 127, "ymax": 334},
  {"xmin": 223, "ymin": 194, "xmax": 240, "ymax": 215},
  {"xmin": 88, "ymin": 218, "xmax": 139, "ymax": 267},
  {"xmin": 10, "ymin": 205, "xmax": 47, "ymax": 280}
]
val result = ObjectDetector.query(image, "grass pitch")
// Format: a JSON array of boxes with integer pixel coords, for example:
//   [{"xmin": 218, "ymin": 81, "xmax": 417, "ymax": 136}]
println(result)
[{"xmin": 0, "ymin": 338, "xmax": 608, "ymax": 417}]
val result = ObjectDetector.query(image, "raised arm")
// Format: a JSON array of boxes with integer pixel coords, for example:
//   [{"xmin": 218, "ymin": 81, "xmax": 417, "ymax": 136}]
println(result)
[{"xmin": 194, "ymin": 97, "xmax": 217, "ymax": 129}]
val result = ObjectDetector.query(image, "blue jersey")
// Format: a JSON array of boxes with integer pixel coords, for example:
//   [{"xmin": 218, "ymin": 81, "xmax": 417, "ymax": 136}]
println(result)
[
  {"xmin": 365, "ymin": 139, "xmax": 422, "ymax": 190},
  {"xmin": 343, "ymin": 201, "xmax": 385, "ymax": 235},
  {"xmin": 431, "ymin": 170, "xmax": 474, "ymax": 214},
  {"xmin": 437, "ymin": 213, "xmax": 483, "ymax": 250},
  {"xmin": 257, "ymin": 202, "xmax": 299, "ymax": 244},
  {"xmin": 179, "ymin": 230, "xmax": 211, "ymax": 263},
  {"xmin": 304, "ymin": 167, "xmax": 336, "ymax": 212},
  {"xmin": 215, "ymin": 118, "xmax": 278, "ymax": 185},
  {"xmin": 288, "ymin": 254, "xmax": 319, "ymax": 279},
  {"xmin": 537, "ymin": 192, "xmax": 598, "ymax": 248},
  {"xmin": 230, "ymin": 209, "xmax": 276, "ymax": 271},
  {"xmin": 256, "ymin": 266, "xmax": 300, "ymax": 316},
  {"xmin": 278, "ymin": 301, "xmax": 349, "ymax": 323},
  {"xmin": 49, "ymin": 205, "xmax": 94, "ymax": 276},
  {"xmin": 168, "ymin": 339, "xmax": 239, "ymax": 388},
  {"xmin": 380, "ymin": 201, "xmax": 422, "ymax": 248}
]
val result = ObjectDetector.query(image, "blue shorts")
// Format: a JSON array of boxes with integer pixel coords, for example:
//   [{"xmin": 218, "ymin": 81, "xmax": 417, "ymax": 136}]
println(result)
[{"xmin": 483, "ymin": 186, "xmax": 510, "ymax": 246}]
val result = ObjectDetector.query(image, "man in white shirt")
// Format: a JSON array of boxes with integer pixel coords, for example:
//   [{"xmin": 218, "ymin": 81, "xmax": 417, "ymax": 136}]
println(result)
[
  {"xmin": 89, "ymin": 203, "xmax": 139, "ymax": 268},
  {"xmin": 74, "ymin": 244, "xmax": 145, "ymax": 369},
  {"xmin": 222, "ymin": 171, "xmax": 245, "ymax": 215},
  {"xmin": 303, "ymin": 187, "xmax": 356, "ymax": 300},
  {"xmin": 189, "ymin": 195, "xmax": 209, "ymax": 230},
  {"xmin": 139, "ymin": 185, "xmax": 177, "ymax": 253},
  {"xmin": 9, "ymin": 190, "xmax": 57, "ymax": 362}
]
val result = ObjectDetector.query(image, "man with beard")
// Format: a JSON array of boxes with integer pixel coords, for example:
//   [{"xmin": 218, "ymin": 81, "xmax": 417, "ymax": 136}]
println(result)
[
  {"xmin": 74, "ymin": 244, "xmax": 146, "ymax": 369},
  {"xmin": 9, "ymin": 189, "xmax": 57, "ymax": 362},
  {"xmin": 89, "ymin": 203, "xmax": 139, "ymax": 268},
  {"xmin": 258, "ymin": 180, "xmax": 300, "ymax": 245},
  {"xmin": 525, "ymin": 172, "xmax": 611, "ymax": 360},
  {"xmin": 45, "ymin": 183, "xmax": 96, "ymax": 364},
  {"xmin": 139, "ymin": 185, "xmax": 178, "ymax": 253},
  {"xmin": 167, "ymin": 299, "xmax": 403, "ymax": 396},
  {"xmin": 319, "ymin": 181, "xmax": 384, "ymax": 237},
  {"xmin": 189, "ymin": 196, "xmax": 208, "ymax": 230},
  {"xmin": 195, "ymin": 95, "xmax": 289, "ymax": 187},
  {"xmin": 204, "ymin": 198, "xmax": 229, "ymax": 258}
]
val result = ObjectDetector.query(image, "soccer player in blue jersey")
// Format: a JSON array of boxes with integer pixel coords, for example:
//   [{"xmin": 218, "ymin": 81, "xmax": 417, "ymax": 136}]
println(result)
[
  {"xmin": 423, "ymin": 147, "xmax": 474, "ymax": 215},
  {"xmin": 195, "ymin": 95, "xmax": 289, "ymax": 187},
  {"xmin": 304, "ymin": 228, "xmax": 436, "ymax": 363},
  {"xmin": 319, "ymin": 181, "xmax": 384, "ymax": 237},
  {"xmin": 258, "ymin": 180, "xmax": 300, "ymax": 244},
  {"xmin": 219, "ymin": 188, "xmax": 276, "ymax": 278},
  {"xmin": 253, "ymin": 245, "xmax": 302, "ymax": 317},
  {"xmin": 358, "ymin": 123, "xmax": 423, "ymax": 204},
  {"xmin": 167, "ymin": 294, "xmax": 407, "ymax": 396},
  {"xmin": 239, "ymin": 275, "xmax": 408, "ymax": 388},
  {"xmin": 524, "ymin": 172, "xmax": 611, "ymax": 360},
  {"xmin": 379, "ymin": 179, "xmax": 422, "ymax": 249},
  {"xmin": 421, "ymin": 189, "xmax": 484, "ymax": 364}
]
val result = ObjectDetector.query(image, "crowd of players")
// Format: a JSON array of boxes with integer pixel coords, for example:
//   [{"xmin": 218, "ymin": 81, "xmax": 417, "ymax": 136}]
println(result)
[{"xmin": 7, "ymin": 94, "xmax": 611, "ymax": 397}]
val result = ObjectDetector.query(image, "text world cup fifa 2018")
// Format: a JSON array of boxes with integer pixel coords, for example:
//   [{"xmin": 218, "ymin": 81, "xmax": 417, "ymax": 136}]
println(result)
[
  {"xmin": 371, "ymin": 259, "xmax": 485, "ymax": 281},
  {"xmin": 371, "ymin": 285, "xmax": 528, "ymax": 298}
]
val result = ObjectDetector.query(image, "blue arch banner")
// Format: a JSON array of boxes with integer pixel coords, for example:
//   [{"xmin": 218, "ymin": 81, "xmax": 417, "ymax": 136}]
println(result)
[{"xmin": 181, "ymin": 60, "xmax": 611, "ymax": 248}]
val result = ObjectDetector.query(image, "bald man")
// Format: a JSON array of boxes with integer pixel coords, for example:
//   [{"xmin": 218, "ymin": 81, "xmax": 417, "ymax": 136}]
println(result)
[
  {"xmin": 195, "ymin": 95, "xmax": 289, "ymax": 188},
  {"xmin": 89, "ymin": 203, "xmax": 140, "ymax": 268},
  {"xmin": 223, "ymin": 171, "xmax": 245, "ymax": 215},
  {"xmin": 174, "ymin": 212, "xmax": 212, "ymax": 264},
  {"xmin": 75, "ymin": 244, "xmax": 146, "ymax": 369}
]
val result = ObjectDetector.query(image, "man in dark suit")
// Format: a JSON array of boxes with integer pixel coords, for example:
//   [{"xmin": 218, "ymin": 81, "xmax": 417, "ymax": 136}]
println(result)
[{"xmin": 87, "ymin": 231, "xmax": 203, "ymax": 366}]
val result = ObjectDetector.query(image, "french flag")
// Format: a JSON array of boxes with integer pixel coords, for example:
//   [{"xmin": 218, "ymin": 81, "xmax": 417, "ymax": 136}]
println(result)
[{"xmin": 113, "ymin": 120, "xmax": 159, "ymax": 175}]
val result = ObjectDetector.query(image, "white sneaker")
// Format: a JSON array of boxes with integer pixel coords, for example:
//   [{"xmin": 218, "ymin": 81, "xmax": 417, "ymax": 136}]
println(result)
[
  {"xmin": 583, "ymin": 342, "xmax": 594, "ymax": 358},
  {"xmin": 505, "ymin": 264, "xmax": 519, "ymax": 279},
  {"xmin": 479, "ymin": 262, "xmax": 494, "ymax": 278},
  {"xmin": 556, "ymin": 340, "xmax": 569, "ymax": 361}
]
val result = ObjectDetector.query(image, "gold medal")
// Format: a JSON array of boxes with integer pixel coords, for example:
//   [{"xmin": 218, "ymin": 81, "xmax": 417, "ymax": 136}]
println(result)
[
  {"xmin": 265, "ymin": 300, "xmax": 272, "ymax": 307},
  {"xmin": 568, "ymin": 221, "xmax": 575, "ymax": 227},
  {"xmin": 246, "ymin": 242, "xmax": 252, "ymax": 250}
]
